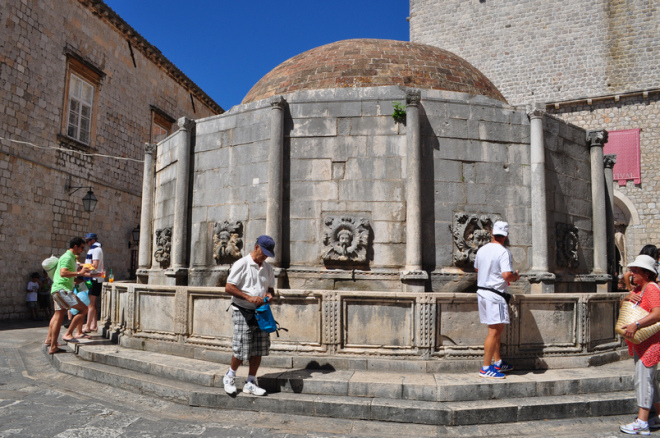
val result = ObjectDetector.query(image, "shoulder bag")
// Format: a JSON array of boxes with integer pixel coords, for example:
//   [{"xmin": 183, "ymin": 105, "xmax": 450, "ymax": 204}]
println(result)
[{"xmin": 615, "ymin": 283, "xmax": 660, "ymax": 344}]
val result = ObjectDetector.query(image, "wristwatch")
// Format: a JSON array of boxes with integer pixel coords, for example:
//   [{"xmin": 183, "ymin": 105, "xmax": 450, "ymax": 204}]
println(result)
[{"xmin": 636, "ymin": 321, "xmax": 641, "ymax": 329}]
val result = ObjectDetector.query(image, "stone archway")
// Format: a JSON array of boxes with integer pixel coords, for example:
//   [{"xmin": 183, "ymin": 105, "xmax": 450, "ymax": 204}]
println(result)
[{"xmin": 613, "ymin": 190, "xmax": 642, "ymax": 272}]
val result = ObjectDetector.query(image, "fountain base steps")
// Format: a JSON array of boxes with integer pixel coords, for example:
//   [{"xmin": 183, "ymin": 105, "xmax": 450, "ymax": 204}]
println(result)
[{"xmin": 45, "ymin": 339, "xmax": 637, "ymax": 426}]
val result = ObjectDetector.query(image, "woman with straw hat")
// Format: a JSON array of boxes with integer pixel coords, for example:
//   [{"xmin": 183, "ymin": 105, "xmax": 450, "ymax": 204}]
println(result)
[{"xmin": 620, "ymin": 254, "xmax": 660, "ymax": 435}]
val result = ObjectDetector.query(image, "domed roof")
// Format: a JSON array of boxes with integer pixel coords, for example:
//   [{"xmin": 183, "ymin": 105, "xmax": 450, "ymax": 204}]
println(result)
[{"xmin": 243, "ymin": 39, "xmax": 506, "ymax": 104}]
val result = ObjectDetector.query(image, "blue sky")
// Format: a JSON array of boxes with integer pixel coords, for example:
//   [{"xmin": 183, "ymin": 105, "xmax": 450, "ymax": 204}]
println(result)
[{"xmin": 104, "ymin": 1, "xmax": 411, "ymax": 111}]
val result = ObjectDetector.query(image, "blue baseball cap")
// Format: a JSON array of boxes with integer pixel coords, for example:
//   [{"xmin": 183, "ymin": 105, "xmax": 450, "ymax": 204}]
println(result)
[
  {"xmin": 256, "ymin": 235, "xmax": 275, "ymax": 257},
  {"xmin": 85, "ymin": 233, "xmax": 98, "ymax": 241}
]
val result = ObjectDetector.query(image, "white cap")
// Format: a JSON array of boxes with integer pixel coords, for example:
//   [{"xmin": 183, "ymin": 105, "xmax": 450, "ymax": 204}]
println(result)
[{"xmin": 492, "ymin": 221, "xmax": 509, "ymax": 237}]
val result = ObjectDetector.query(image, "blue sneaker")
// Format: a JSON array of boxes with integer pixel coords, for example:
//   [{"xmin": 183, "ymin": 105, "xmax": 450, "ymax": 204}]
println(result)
[
  {"xmin": 479, "ymin": 365, "xmax": 506, "ymax": 379},
  {"xmin": 494, "ymin": 361, "xmax": 514, "ymax": 373}
]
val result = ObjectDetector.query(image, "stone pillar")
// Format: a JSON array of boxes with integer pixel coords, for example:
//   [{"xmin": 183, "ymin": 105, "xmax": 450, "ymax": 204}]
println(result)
[
  {"xmin": 604, "ymin": 154, "xmax": 617, "ymax": 291},
  {"xmin": 168, "ymin": 118, "xmax": 195, "ymax": 284},
  {"xmin": 138, "ymin": 143, "xmax": 156, "ymax": 277},
  {"xmin": 526, "ymin": 103, "xmax": 555, "ymax": 293},
  {"xmin": 401, "ymin": 89, "xmax": 427, "ymax": 291},
  {"xmin": 266, "ymin": 96, "xmax": 285, "ymax": 267},
  {"xmin": 587, "ymin": 129, "xmax": 610, "ymax": 292}
]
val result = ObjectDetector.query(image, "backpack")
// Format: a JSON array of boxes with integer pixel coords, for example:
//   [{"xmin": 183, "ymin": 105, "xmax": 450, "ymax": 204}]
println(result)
[{"xmin": 42, "ymin": 255, "xmax": 59, "ymax": 280}]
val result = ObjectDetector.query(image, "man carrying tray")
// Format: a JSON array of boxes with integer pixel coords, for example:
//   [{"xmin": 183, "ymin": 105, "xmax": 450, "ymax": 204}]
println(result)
[
  {"xmin": 45, "ymin": 237, "xmax": 103, "ymax": 354},
  {"xmin": 222, "ymin": 235, "xmax": 276, "ymax": 396}
]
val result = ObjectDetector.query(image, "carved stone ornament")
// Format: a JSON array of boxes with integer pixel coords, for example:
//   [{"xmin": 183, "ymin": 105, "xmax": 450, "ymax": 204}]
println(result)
[
  {"xmin": 213, "ymin": 220, "xmax": 243, "ymax": 265},
  {"xmin": 451, "ymin": 212, "xmax": 502, "ymax": 268},
  {"xmin": 603, "ymin": 154, "xmax": 617, "ymax": 169},
  {"xmin": 556, "ymin": 223, "xmax": 579, "ymax": 269},
  {"xmin": 322, "ymin": 215, "xmax": 371, "ymax": 265},
  {"xmin": 153, "ymin": 227, "xmax": 172, "ymax": 267},
  {"xmin": 586, "ymin": 129, "xmax": 608, "ymax": 148}
]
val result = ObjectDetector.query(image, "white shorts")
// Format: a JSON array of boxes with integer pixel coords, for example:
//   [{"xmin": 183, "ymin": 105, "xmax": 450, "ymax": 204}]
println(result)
[{"xmin": 478, "ymin": 293, "xmax": 509, "ymax": 325}]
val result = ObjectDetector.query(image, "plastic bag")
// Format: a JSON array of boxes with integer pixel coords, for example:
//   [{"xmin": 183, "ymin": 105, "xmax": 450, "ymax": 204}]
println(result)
[{"xmin": 42, "ymin": 255, "xmax": 59, "ymax": 280}]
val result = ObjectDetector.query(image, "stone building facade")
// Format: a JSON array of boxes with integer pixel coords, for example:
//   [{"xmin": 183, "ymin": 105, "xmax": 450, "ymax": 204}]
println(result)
[
  {"xmin": 0, "ymin": 0, "xmax": 222, "ymax": 319},
  {"xmin": 409, "ymin": 0, "xmax": 660, "ymax": 276}
]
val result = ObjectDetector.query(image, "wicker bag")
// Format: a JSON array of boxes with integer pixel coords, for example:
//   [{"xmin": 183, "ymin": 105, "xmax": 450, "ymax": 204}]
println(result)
[{"xmin": 615, "ymin": 283, "xmax": 660, "ymax": 344}]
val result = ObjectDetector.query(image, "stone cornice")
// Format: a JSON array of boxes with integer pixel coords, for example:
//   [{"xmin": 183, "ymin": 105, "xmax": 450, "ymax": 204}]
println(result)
[{"xmin": 78, "ymin": 0, "xmax": 224, "ymax": 115}]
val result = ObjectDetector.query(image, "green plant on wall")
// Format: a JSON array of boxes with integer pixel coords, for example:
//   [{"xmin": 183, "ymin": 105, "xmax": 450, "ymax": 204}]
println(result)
[{"xmin": 392, "ymin": 101, "xmax": 406, "ymax": 123}]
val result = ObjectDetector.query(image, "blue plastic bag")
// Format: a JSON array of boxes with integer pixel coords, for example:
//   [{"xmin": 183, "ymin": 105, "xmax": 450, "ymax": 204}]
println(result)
[
  {"xmin": 254, "ymin": 297, "xmax": 288, "ymax": 337},
  {"xmin": 70, "ymin": 282, "xmax": 91, "ymax": 316},
  {"xmin": 255, "ymin": 297, "xmax": 278, "ymax": 333}
]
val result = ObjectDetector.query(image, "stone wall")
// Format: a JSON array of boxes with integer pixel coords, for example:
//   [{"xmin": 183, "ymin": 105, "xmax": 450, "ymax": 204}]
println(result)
[
  {"xmin": 548, "ymin": 95, "xmax": 660, "ymax": 264},
  {"xmin": 103, "ymin": 283, "xmax": 627, "ymax": 370},
  {"xmin": 0, "ymin": 0, "xmax": 220, "ymax": 319},
  {"xmin": 543, "ymin": 116, "xmax": 594, "ymax": 275},
  {"xmin": 409, "ymin": 0, "xmax": 660, "ymax": 106},
  {"xmin": 145, "ymin": 86, "xmax": 596, "ymax": 291}
]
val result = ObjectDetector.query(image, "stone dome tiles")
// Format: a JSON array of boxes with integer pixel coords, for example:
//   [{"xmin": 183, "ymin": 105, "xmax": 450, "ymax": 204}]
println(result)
[{"xmin": 243, "ymin": 39, "xmax": 506, "ymax": 104}]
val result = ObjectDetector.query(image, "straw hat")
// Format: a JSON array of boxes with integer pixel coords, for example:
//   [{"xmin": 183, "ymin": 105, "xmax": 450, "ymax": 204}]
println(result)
[{"xmin": 627, "ymin": 254, "xmax": 658, "ymax": 275}]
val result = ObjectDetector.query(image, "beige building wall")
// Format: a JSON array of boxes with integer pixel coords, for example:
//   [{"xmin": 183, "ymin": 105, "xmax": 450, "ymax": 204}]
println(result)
[{"xmin": 0, "ymin": 0, "xmax": 222, "ymax": 319}]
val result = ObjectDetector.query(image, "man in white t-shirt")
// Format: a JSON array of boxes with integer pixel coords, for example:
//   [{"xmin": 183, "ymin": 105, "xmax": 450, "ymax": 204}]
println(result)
[
  {"xmin": 222, "ymin": 235, "xmax": 275, "ymax": 397},
  {"xmin": 83, "ymin": 233, "xmax": 104, "ymax": 334},
  {"xmin": 474, "ymin": 221, "xmax": 520, "ymax": 379}
]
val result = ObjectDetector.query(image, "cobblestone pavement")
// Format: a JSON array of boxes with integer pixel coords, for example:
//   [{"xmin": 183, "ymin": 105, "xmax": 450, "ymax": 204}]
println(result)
[{"xmin": 0, "ymin": 321, "xmax": 632, "ymax": 437}]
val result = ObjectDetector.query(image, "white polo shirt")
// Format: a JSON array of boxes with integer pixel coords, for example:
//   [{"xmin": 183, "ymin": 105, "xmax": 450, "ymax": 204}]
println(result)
[{"xmin": 227, "ymin": 254, "xmax": 274, "ymax": 310}]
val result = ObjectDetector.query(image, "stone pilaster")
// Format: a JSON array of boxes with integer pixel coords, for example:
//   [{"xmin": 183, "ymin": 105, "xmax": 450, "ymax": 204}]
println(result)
[
  {"xmin": 604, "ymin": 154, "xmax": 617, "ymax": 291},
  {"xmin": 526, "ymin": 103, "xmax": 555, "ymax": 293},
  {"xmin": 168, "ymin": 118, "xmax": 195, "ymax": 284},
  {"xmin": 587, "ymin": 129, "xmax": 610, "ymax": 292},
  {"xmin": 138, "ymin": 143, "xmax": 156, "ymax": 278},
  {"xmin": 266, "ymin": 96, "xmax": 285, "ymax": 268},
  {"xmin": 402, "ymin": 89, "xmax": 428, "ymax": 291}
]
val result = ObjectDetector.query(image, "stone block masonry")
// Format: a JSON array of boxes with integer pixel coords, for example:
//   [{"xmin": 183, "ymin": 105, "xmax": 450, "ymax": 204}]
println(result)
[{"xmin": 410, "ymin": 0, "xmax": 660, "ymax": 106}]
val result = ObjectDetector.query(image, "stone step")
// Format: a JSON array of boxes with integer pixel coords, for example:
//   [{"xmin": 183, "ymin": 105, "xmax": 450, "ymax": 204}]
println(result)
[
  {"xmin": 70, "ymin": 343, "xmax": 634, "ymax": 403},
  {"xmin": 46, "ymin": 345, "xmax": 637, "ymax": 426}
]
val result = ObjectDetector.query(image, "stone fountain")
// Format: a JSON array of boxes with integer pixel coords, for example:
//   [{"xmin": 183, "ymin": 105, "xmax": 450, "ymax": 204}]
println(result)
[{"xmin": 102, "ymin": 40, "xmax": 624, "ymax": 371}]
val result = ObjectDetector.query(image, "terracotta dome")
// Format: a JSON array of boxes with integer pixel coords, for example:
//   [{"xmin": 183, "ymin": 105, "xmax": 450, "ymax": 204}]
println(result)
[{"xmin": 243, "ymin": 39, "xmax": 506, "ymax": 104}]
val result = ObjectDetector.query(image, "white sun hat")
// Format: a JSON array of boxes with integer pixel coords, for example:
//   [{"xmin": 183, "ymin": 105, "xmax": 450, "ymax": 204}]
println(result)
[{"xmin": 627, "ymin": 254, "xmax": 658, "ymax": 275}]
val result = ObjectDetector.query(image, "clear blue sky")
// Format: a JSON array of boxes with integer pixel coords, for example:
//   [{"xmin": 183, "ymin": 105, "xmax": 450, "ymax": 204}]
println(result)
[{"xmin": 104, "ymin": 1, "xmax": 411, "ymax": 111}]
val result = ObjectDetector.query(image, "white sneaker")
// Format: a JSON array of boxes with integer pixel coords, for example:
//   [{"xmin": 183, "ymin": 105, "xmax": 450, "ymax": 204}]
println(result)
[
  {"xmin": 222, "ymin": 374, "xmax": 237, "ymax": 395},
  {"xmin": 620, "ymin": 419, "xmax": 650, "ymax": 435},
  {"xmin": 242, "ymin": 381, "xmax": 266, "ymax": 396}
]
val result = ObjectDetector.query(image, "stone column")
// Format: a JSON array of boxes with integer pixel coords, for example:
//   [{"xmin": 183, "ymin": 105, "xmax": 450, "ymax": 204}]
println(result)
[
  {"xmin": 138, "ymin": 143, "xmax": 156, "ymax": 276},
  {"xmin": 587, "ymin": 130, "xmax": 610, "ymax": 292},
  {"xmin": 604, "ymin": 154, "xmax": 617, "ymax": 291},
  {"xmin": 526, "ymin": 104, "xmax": 555, "ymax": 293},
  {"xmin": 402, "ymin": 89, "xmax": 427, "ymax": 291},
  {"xmin": 266, "ymin": 96, "xmax": 285, "ymax": 267},
  {"xmin": 168, "ymin": 118, "xmax": 195, "ymax": 283}
]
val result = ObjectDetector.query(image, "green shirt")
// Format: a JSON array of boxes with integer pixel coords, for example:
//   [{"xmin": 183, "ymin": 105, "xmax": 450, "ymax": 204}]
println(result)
[{"xmin": 51, "ymin": 250, "xmax": 77, "ymax": 293}]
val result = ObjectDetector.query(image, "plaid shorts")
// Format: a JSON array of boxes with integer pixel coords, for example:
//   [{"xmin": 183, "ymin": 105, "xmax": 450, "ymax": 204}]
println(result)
[{"xmin": 232, "ymin": 309, "xmax": 270, "ymax": 361}]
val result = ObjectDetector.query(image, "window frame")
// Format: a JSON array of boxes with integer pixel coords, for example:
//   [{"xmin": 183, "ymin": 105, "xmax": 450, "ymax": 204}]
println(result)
[
  {"xmin": 61, "ymin": 53, "xmax": 104, "ymax": 149},
  {"xmin": 150, "ymin": 106, "xmax": 175, "ymax": 143}
]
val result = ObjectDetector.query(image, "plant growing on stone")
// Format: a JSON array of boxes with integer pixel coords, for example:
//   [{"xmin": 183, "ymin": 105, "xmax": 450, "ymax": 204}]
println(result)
[{"xmin": 392, "ymin": 101, "xmax": 406, "ymax": 123}]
